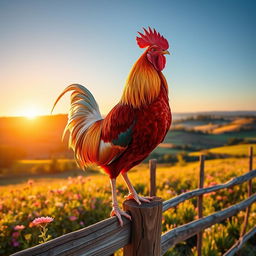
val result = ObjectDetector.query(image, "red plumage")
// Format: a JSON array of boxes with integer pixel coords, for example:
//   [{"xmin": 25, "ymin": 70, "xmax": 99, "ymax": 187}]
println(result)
[
  {"xmin": 102, "ymin": 80, "xmax": 171, "ymax": 178},
  {"xmin": 52, "ymin": 27, "xmax": 171, "ymax": 225}
]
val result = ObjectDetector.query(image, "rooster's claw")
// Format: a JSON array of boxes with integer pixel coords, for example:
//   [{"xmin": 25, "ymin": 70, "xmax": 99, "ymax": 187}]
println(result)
[
  {"xmin": 110, "ymin": 206, "xmax": 131, "ymax": 226},
  {"xmin": 125, "ymin": 193, "xmax": 153, "ymax": 205}
]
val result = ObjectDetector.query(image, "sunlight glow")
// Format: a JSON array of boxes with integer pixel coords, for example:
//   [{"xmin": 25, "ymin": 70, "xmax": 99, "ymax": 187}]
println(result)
[
  {"xmin": 23, "ymin": 108, "xmax": 39, "ymax": 119},
  {"xmin": 24, "ymin": 109, "xmax": 37, "ymax": 119}
]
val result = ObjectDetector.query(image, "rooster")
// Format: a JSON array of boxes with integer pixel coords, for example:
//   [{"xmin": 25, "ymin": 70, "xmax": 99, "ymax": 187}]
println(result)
[{"xmin": 52, "ymin": 27, "xmax": 171, "ymax": 226}]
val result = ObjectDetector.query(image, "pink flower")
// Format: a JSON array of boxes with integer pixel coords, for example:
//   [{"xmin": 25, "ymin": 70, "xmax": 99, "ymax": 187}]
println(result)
[
  {"xmin": 44, "ymin": 200, "xmax": 49, "ymax": 205},
  {"xmin": 208, "ymin": 182, "xmax": 218, "ymax": 186},
  {"xmin": 32, "ymin": 216, "xmax": 54, "ymax": 226},
  {"xmin": 12, "ymin": 232, "xmax": 20, "ymax": 239},
  {"xmin": 14, "ymin": 225, "xmax": 25, "ymax": 231},
  {"xmin": 12, "ymin": 240, "xmax": 20, "ymax": 247},
  {"xmin": 91, "ymin": 198, "xmax": 96, "ymax": 209},
  {"xmin": 27, "ymin": 179, "xmax": 34, "ymax": 186},
  {"xmin": 55, "ymin": 202, "xmax": 64, "ymax": 207},
  {"xmin": 69, "ymin": 216, "xmax": 77, "ymax": 221},
  {"xmin": 74, "ymin": 194, "xmax": 82, "ymax": 200},
  {"xmin": 207, "ymin": 175, "xmax": 214, "ymax": 180},
  {"xmin": 33, "ymin": 201, "xmax": 41, "ymax": 207}
]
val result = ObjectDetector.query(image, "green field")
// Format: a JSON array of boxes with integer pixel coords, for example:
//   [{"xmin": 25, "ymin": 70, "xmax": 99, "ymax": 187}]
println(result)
[
  {"xmin": 164, "ymin": 130, "xmax": 256, "ymax": 148},
  {"xmin": 1, "ymin": 115, "xmax": 256, "ymax": 255},
  {"xmin": 1, "ymin": 157, "xmax": 256, "ymax": 255},
  {"xmin": 190, "ymin": 144, "xmax": 256, "ymax": 157},
  {"xmin": 0, "ymin": 159, "xmax": 101, "ymax": 186}
]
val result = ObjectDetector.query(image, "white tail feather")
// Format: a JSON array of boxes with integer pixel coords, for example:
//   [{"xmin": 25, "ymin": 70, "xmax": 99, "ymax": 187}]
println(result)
[{"xmin": 52, "ymin": 84, "xmax": 103, "ymax": 165}]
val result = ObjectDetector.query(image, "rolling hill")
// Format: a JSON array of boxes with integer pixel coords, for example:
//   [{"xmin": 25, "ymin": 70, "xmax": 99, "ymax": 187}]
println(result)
[{"xmin": 0, "ymin": 114, "xmax": 255, "ymax": 160}]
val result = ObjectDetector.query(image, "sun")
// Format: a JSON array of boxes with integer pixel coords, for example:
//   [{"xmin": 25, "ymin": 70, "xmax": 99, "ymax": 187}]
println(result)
[
  {"xmin": 17, "ymin": 105, "xmax": 42, "ymax": 119},
  {"xmin": 23, "ymin": 108, "xmax": 39, "ymax": 119}
]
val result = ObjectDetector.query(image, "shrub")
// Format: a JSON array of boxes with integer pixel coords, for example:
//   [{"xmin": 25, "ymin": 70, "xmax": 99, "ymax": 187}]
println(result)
[{"xmin": 0, "ymin": 146, "xmax": 26, "ymax": 168}]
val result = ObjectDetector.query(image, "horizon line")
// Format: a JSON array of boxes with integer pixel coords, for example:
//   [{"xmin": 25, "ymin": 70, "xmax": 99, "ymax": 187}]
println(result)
[{"xmin": 1, "ymin": 110, "xmax": 256, "ymax": 119}]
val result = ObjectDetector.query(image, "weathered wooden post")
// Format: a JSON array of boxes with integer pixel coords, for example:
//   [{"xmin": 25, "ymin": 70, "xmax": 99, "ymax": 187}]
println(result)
[
  {"xmin": 123, "ymin": 197, "xmax": 162, "ymax": 256},
  {"xmin": 149, "ymin": 159, "xmax": 157, "ymax": 196},
  {"xmin": 197, "ymin": 154, "xmax": 205, "ymax": 256},
  {"xmin": 241, "ymin": 146, "xmax": 253, "ymax": 236}
]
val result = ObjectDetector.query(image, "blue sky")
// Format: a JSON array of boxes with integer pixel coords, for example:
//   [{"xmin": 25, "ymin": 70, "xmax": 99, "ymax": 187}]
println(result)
[{"xmin": 0, "ymin": 0, "xmax": 255, "ymax": 116}]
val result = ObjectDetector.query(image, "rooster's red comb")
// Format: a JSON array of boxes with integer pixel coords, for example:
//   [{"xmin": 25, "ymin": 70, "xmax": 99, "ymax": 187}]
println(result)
[{"xmin": 136, "ymin": 27, "xmax": 169, "ymax": 50}]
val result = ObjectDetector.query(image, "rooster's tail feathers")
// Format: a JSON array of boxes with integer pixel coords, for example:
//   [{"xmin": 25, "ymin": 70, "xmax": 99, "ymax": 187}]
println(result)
[
  {"xmin": 51, "ymin": 84, "xmax": 100, "ymax": 116},
  {"xmin": 52, "ymin": 84, "xmax": 103, "ymax": 167}
]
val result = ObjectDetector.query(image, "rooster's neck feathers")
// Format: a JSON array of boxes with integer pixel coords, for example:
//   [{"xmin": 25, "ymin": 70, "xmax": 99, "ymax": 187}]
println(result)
[{"xmin": 120, "ymin": 51, "xmax": 167, "ymax": 108}]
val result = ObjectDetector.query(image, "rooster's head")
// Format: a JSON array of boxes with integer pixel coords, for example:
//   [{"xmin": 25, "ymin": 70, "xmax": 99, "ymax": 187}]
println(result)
[{"xmin": 136, "ymin": 27, "xmax": 170, "ymax": 72}]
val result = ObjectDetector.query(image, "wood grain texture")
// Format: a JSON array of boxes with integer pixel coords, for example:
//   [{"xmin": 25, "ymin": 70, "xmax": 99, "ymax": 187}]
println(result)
[
  {"xmin": 240, "ymin": 146, "xmax": 254, "ymax": 236},
  {"xmin": 161, "ymin": 193, "xmax": 256, "ymax": 255},
  {"xmin": 163, "ymin": 169, "xmax": 256, "ymax": 212},
  {"xmin": 224, "ymin": 227, "xmax": 256, "ymax": 256},
  {"xmin": 197, "ymin": 155, "xmax": 205, "ymax": 256},
  {"xmin": 149, "ymin": 159, "xmax": 157, "ymax": 196},
  {"xmin": 123, "ymin": 197, "xmax": 162, "ymax": 256},
  {"xmin": 12, "ymin": 216, "xmax": 131, "ymax": 256}
]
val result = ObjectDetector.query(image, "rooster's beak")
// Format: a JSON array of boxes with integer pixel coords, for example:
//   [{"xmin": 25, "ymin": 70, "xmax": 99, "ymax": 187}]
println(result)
[{"xmin": 162, "ymin": 50, "xmax": 170, "ymax": 55}]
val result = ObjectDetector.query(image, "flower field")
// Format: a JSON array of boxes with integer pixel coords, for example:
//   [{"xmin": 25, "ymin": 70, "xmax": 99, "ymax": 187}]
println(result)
[{"xmin": 1, "ymin": 157, "xmax": 256, "ymax": 255}]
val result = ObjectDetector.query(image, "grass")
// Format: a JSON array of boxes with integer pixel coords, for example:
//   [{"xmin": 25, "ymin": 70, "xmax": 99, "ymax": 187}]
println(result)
[
  {"xmin": 157, "ymin": 130, "xmax": 256, "ymax": 156},
  {"xmin": 153, "ymin": 147, "xmax": 184, "ymax": 155},
  {"xmin": 0, "ymin": 159, "xmax": 102, "ymax": 186},
  {"xmin": 18, "ymin": 159, "xmax": 75, "ymax": 164},
  {"xmin": 0, "ymin": 169, "xmax": 101, "ymax": 186},
  {"xmin": 172, "ymin": 117, "xmax": 256, "ymax": 135},
  {"xmin": 212, "ymin": 118, "xmax": 255, "ymax": 134},
  {"xmin": 0, "ymin": 159, "xmax": 79, "ymax": 180},
  {"xmin": 190, "ymin": 144, "xmax": 256, "ymax": 157},
  {"xmin": 1, "ymin": 157, "xmax": 256, "ymax": 255}
]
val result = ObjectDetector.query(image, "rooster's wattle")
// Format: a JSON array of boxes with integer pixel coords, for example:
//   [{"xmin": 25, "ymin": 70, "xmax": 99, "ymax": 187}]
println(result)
[{"xmin": 52, "ymin": 27, "xmax": 171, "ymax": 225}]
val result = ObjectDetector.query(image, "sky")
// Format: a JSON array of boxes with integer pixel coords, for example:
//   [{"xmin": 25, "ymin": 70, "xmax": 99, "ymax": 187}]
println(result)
[{"xmin": 0, "ymin": 0, "xmax": 255, "ymax": 117}]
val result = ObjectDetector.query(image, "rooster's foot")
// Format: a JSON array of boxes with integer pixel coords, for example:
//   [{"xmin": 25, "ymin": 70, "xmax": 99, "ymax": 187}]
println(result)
[
  {"xmin": 110, "ymin": 205, "xmax": 131, "ymax": 226},
  {"xmin": 125, "ymin": 193, "xmax": 153, "ymax": 205}
]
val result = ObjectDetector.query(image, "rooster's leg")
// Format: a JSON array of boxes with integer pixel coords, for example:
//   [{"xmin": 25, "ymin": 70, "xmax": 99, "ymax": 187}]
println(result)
[
  {"xmin": 110, "ymin": 178, "xmax": 131, "ymax": 226},
  {"xmin": 121, "ymin": 172, "xmax": 153, "ymax": 205}
]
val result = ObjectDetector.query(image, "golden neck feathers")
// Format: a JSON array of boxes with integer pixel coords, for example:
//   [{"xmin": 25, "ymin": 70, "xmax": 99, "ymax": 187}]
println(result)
[{"xmin": 120, "ymin": 51, "xmax": 167, "ymax": 108}]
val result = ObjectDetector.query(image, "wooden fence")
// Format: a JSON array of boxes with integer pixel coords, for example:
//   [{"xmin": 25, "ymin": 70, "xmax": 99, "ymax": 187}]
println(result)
[{"xmin": 12, "ymin": 147, "xmax": 255, "ymax": 256}]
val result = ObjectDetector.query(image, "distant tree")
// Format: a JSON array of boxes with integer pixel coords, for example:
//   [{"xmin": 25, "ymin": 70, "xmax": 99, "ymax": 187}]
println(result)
[
  {"xmin": 49, "ymin": 158, "xmax": 61, "ymax": 173},
  {"xmin": 162, "ymin": 153, "xmax": 177, "ymax": 163},
  {"xmin": 226, "ymin": 138, "xmax": 244, "ymax": 145},
  {"xmin": 0, "ymin": 146, "xmax": 26, "ymax": 168},
  {"xmin": 177, "ymin": 152, "xmax": 187, "ymax": 165}
]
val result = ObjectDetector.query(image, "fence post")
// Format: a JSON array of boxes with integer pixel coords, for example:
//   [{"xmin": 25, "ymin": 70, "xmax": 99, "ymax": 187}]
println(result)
[
  {"xmin": 240, "ymin": 146, "xmax": 254, "ymax": 236},
  {"xmin": 149, "ymin": 159, "xmax": 157, "ymax": 196},
  {"xmin": 123, "ymin": 197, "xmax": 162, "ymax": 256},
  {"xmin": 197, "ymin": 154, "xmax": 205, "ymax": 256}
]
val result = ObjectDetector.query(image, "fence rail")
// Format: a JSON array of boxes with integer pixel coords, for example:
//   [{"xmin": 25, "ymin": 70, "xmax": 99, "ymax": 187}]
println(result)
[
  {"xmin": 163, "ymin": 169, "xmax": 256, "ymax": 212},
  {"xmin": 161, "ymin": 193, "xmax": 256, "ymax": 255},
  {"xmin": 12, "ymin": 217, "xmax": 131, "ymax": 256},
  {"xmin": 12, "ymin": 147, "xmax": 255, "ymax": 256},
  {"xmin": 224, "ymin": 227, "xmax": 256, "ymax": 256}
]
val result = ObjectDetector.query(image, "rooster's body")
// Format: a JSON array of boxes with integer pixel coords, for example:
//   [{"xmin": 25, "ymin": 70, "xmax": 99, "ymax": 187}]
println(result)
[{"xmin": 53, "ymin": 28, "xmax": 171, "ymax": 225}]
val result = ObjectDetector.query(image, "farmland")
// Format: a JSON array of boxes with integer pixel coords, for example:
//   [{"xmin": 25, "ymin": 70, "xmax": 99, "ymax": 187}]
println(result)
[
  {"xmin": 1, "ymin": 157, "xmax": 256, "ymax": 255},
  {"xmin": 1, "ymin": 113, "xmax": 256, "ymax": 255},
  {"xmin": 190, "ymin": 144, "xmax": 256, "ymax": 157}
]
